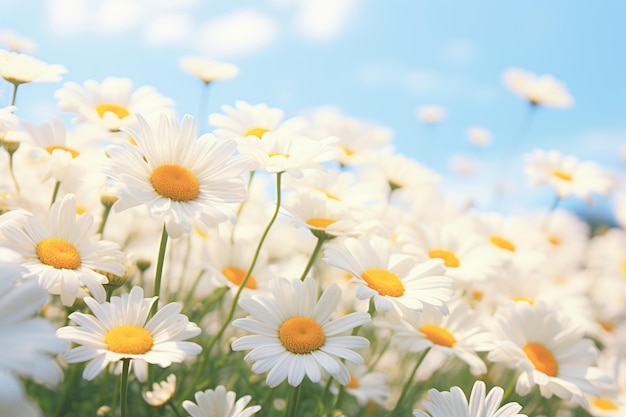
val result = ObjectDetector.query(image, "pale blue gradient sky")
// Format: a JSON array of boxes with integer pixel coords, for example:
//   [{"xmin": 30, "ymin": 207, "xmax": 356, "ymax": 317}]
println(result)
[{"xmin": 1, "ymin": 0, "xmax": 624, "ymax": 220}]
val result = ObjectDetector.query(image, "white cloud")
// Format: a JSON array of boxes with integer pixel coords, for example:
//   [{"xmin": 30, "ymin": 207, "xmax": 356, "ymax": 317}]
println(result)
[
  {"xmin": 292, "ymin": 0, "xmax": 358, "ymax": 40},
  {"xmin": 196, "ymin": 10, "xmax": 279, "ymax": 58},
  {"xmin": 95, "ymin": 0, "xmax": 142, "ymax": 34},
  {"xmin": 144, "ymin": 13, "xmax": 193, "ymax": 45},
  {"xmin": 47, "ymin": 0, "xmax": 91, "ymax": 36}
]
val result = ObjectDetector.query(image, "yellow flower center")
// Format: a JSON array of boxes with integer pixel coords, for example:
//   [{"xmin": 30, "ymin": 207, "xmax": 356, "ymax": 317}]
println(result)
[
  {"xmin": 316, "ymin": 188, "xmax": 341, "ymax": 201},
  {"xmin": 345, "ymin": 374, "xmax": 359, "ymax": 389},
  {"xmin": 341, "ymin": 146, "xmax": 355, "ymax": 156},
  {"xmin": 523, "ymin": 343, "xmax": 558, "ymax": 376},
  {"xmin": 592, "ymin": 397, "xmax": 619, "ymax": 411},
  {"xmin": 361, "ymin": 268, "xmax": 405, "ymax": 297},
  {"xmin": 428, "ymin": 249, "xmax": 460, "ymax": 268},
  {"xmin": 552, "ymin": 170, "xmax": 573, "ymax": 182},
  {"xmin": 95, "ymin": 103, "xmax": 130, "ymax": 119},
  {"xmin": 513, "ymin": 296, "xmax": 535, "ymax": 305},
  {"xmin": 244, "ymin": 127, "xmax": 269, "ymax": 139},
  {"xmin": 150, "ymin": 164, "xmax": 200, "ymax": 202},
  {"xmin": 419, "ymin": 324, "xmax": 456, "ymax": 347},
  {"xmin": 598, "ymin": 320, "xmax": 614, "ymax": 333},
  {"xmin": 278, "ymin": 317, "xmax": 325, "ymax": 354},
  {"xmin": 547, "ymin": 235, "xmax": 560, "ymax": 246},
  {"xmin": 490, "ymin": 235, "xmax": 516, "ymax": 252},
  {"xmin": 306, "ymin": 218, "xmax": 335, "ymax": 229},
  {"xmin": 222, "ymin": 267, "xmax": 257, "ymax": 289},
  {"xmin": 46, "ymin": 145, "xmax": 80, "ymax": 158},
  {"xmin": 36, "ymin": 238, "xmax": 81, "ymax": 270},
  {"xmin": 268, "ymin": 152, "xmax": 290, "ymax": 158},
  {"xmin": 471, "ymin": 290, "xmax": 484, "ymax": 301},
  {"xmin": 104, "ymin": 325, "xmax": 154, "ymax": 355}
]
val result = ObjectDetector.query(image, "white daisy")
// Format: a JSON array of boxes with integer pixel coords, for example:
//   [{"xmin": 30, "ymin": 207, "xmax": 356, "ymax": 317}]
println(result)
[
  {"xmin": 231, "ymin": 277, "xmax": 370, "ymax": 387},
  {"xmin": 55, "ymin": 76, "xmax": 175, "ymax": 132},
  {"xmin": 0, "ymin": 194, "xmax": 126, "ymax": 306},
  {"xmin": 179, "ymin": 56, "xmax": 239, "ymax": 84},
  {"xmin": 236, "ymin": 130, "xmax": 339, "ymax": 178},
  {"xmin": 466, "ymin": 126, "xmax": 493, "ymax": 147},
  {"xmin": 330, "ymin": 364, "xmax": 390, "ymax": 407},
  {"xmin": 523, "ymin": 149, "xmax": 615, "ymax": 201},
  {"xmin": 209, "ymin": 100, "xmax": 306, "ymax": 141},
  {"xmin": 0, "ymin": 49, "xmax": 66, "ymax": 85},
  {"xmin": 183, "ymin": 385, "xmax": 261, "ymax": 417},
  {"xmin": 413, "ymin": 380, "xmax": 527, "ymax": 417},
  {"xmin": 416, "ymin": 105, "xmax": 446, "ymax": 124},
  {"xmin": 503, "ymin": 67, "xmax": 573, "ymax": 108},
  {"xmin": 323, "ymin": 235, "xmax": 454, "ymax": 316},
  {"xmin": 0, "ymin": 30, "xmax": 36, "ymax": 53},
  {"xmin": 487, "ymin": 301, "xmax": 610, "ymax": 405},
  {"xmin": 56, "ymin": 285, "xmax": 202, "ymax": 381},
  {"xmin": 0, "ymin": 263, "xmax": 67, "ymax": 412},
  {"xmin": 393, "ymin": 299, "xmax": 491, "ymax": 375},
  {"xmin": 143, "ymin": 374, "xmax": 177, "ymax": 407},
  {"xmin": 105, "ymin": 114, "xmax": 249, "ymax": 238}
]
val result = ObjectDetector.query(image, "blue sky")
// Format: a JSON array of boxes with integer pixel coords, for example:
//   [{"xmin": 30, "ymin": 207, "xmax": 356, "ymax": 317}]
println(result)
[{"xmin": 1, "ymin": 0, "xmax": 624, "ymax": 219}]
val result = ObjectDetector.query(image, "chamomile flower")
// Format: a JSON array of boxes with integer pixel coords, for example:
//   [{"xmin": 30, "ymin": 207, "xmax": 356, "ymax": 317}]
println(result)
[
  {"xmin": 143, "ymin": 374, "xmax": 177, "ymax": 407},
  {"xmin": 209, "ymin": 100, "xmax": 306, "ymax": 141},
  {"xmin": 413, "ymin": 380, "xmax": 527, "ymax": 417},
  {"xmin": 0, "ymin": 30, "xmax": 36, "ymax": 53},
  {"xmin": 183, "ymin": 386, "xmax": 261, "ymax": 417},
  {"xmin": 236, "ymin": 130, "xmax": 339, "ymax": 178},
  {"xmin": 179, "ymin": 56, "xmax": 239, "ymax": 84},
  {"xmin": 55, "ymin": 76, "xmax": 175, "ymax": 132},
  {"xmin": 487, "ymin": 301, "xmax": 609, "ymax": 405},
  {"xmin": 231, "ymin": 277, "xmax": 370, "ymax": 387},
  {"xmin": 503, "ymin": 67, "xmax": 573, "ymax": 108},
  {"xmin": 0, "ymin": 194, "xmax": 126, "ymax": 305},
  {"xmin": 416, "ymin": 105, "xmax": 446, "ymax": 124},
  {"xmin": 205, "ymin": 237, "xmax": 270, "ymax": 292},
  {"xmin": 0, "ymin": 49, "xmax": 66, "ymax": 85},
  {"xmin": 393, "ymin": 299, "xmax": 491, "ymax": 375},
  {"xmin": 523, "ymin": 149, "xmax": 615, "ymax": 201},
  {"xmin": 105, "ymin": 114, "xmax": 249, "ymax": 238},
  {"xmin": 56, "ymin": 286, "xmax": 202, "ymax": 381},
  {"xmin": 0, "ymin": 264, "xmax": 67, "ymax": 412},
  {"xmin": 323, "ymin": 235, "xmax": 454, "ymax": 316}
]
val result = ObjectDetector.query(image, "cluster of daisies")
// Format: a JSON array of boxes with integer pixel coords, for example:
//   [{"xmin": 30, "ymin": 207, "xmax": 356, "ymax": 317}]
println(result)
[{"xmin": 0, "ymin": 45, "xmax": 625, "ymax": 417}]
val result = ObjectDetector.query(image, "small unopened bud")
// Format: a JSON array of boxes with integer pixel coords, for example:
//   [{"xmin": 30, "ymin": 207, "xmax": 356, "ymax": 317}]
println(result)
[
  {"xmin": 136, "ymin": 259, "xmax": 151, "ymax": 273},
  {"xmin": 96, "ymin": 405, "xmax": 112, "ymax": 416},
  {"xmin": 2, "ymin": 139, "xmax": 20, "ymax": 155}
]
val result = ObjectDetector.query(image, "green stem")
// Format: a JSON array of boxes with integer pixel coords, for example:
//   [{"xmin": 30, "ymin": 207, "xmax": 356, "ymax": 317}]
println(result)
[
  {"xmin": 97, "ymin": 203, "xmax": 113, "ymax": 236},
  {"xmin": 542, "ymin": 194, "xmax": 561, "ymax": 232},
  {"xmin": 285, "ymin": 384, "xmax": 302, "ymax": 417},
  {"xmin": 10, "ymin": 82, "xmax": 18, "ymax": 106},
  {"xmin": 150, "ymin": 224, "xmax": 169, "ymax": 317},
  {"xmin": 50, "ymin": 180, "xmax": 61, "ymax": 207},
  {"xmin": 299, "ymin": 235, "xmax": 326, "ymax": 281},
  {"xmin": 167, "ymin": 400, "xmax": 182, "ymax": 417},
  {"xmin": 185, "ymin": 171, "xmax": 284, "ymax": 398},
  {"xmin": 54, "ymin": 363, "xmax": 81, "ymax": 417},
  {"xmin": 8, "ymin": 151, "xmax": 20, "ymax": 193},
  {"xmin": 120, "ymin": 358, "xmax": 130, "ymax": 417},
  {"xmin": 389, "ymin": 348, "xmax": 430, "ymax": 417}
]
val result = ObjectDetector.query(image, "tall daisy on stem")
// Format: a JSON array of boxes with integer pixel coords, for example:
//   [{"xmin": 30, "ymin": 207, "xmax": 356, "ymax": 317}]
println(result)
[{"xmin": 105, "ymin": 114, "xmax": 249, "ymax": 307}]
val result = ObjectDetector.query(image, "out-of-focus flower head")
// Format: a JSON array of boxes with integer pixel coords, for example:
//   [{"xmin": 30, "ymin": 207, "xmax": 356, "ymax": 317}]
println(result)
[{"xmin": 503, "ymin": 67, "xmax": 573, "ymax": 108}]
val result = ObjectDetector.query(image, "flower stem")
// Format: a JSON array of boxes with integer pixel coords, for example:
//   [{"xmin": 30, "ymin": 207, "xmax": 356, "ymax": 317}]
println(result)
[
  {"xmin": 10, "ymin": 82, "xmax": 18, "ymax": 106},
  {"xmin": 150, "ymin": 224, "xmax": 169, "ymax": 317},
  {"xmin": 300, "ymin": 235, "xmax": 326, "ymax": 281},
  {"xmin": 120, "ymin": 358, "xmax": 131, "ymax": 417},
  {"xmin": 185, "ymin": 171, "xmax": 284, "ymax": 398},
  {"xmin": 542, "ymin": 194, "xmax": 561, "ymax": 231},
  {"xmin": 389, "ymin": 348, "xmax": 430, "ymax": 417},
  {"xmin": 97, "ymin": 203, "xmax": 113, "ymax": 236},
  {"xmin": 50, "ymin": 180, "xmax": 61, "ymax": 207},
  {"xmin": 285, "ymin": 384, "xmax": 302, "ymax": 417},
  {"xmin": 7, "ymin": 151, "xmax": 20, "ymax": 193},
  {"xmin": 167, "ymin": 400, "xmax": 182, "ymax": 417}
]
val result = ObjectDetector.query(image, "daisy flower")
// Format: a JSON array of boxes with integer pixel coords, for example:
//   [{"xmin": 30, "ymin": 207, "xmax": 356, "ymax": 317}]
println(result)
[
  {"xmin": 205, "ymin": 237, "xmax": 270, "ymax": 292},
  {"xmin": 0, "ymin": 49, "xmax": 66, "ymax": 85},
  {"xmin": 143, "ymin": 374, "xmax": 177, "ymax": 407},
  {"xmin": 179, "ymin": 56, "xmax": 239, "ymax": 84},
  {"xmin": 503, "ymin": 67, "xmax": 573, "ymax": 108},
  {"xmin": 183, "ymin": 385, "xmax": 261, "ymax": 417},
  {"xmin": 416, "ymin": 105, "xmax": 446, "ymax": 124},
  {"xmin": 330, "ymin": 364, "xmax": 390, "ymax": 407},
  {"xmin": 209, "ymin": 101, "xmax": 307, "ymax": 141},
  {"xmin": 413, "ymin": 380, "xmax": 527, "ymax": 417},
  {"xmin": 0, "ymin": 264, "xmax": 67, "ymax": 412},
  {"xmin": 323, "ymin": 235, "xmax": 454, "ymax": 316},
  {"xmin": 487, "ymin": 301, "xmax": 610, "ymax": 405},
  {"xmin": 236, "ymin": 130, "xmax": 340, "ymax": 178},
  {"xmin": 231, "ymin": 277, "xmax": 370, "ymax": 387},
  {"xmin": 55, "ymin": 76, "xmax": 175, "ymax": 132},
  {"xmin": 393, "ymin": 299, "xmax": 491, "ymax": 375},
  {"xmin": 56, "ymin": 285, "xmax": 202, "ymax": 381},
  {"xmin": 523, "ymin": 149, "xmax": 615, "ymax": 201},
  {"xmin": 105, "ymin": 114, "xmax": 249, "ymax": 238},
  {"xmin": 0, "ymin": 30, "xmax": 36, "ymax": 53},
  {"xmin": 0, "ymin": 194, "xmax": 126, "ymax": 305},
  {"xmin": 466, "ymin": 126, "xmax": 493, "ymax": 147}
]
